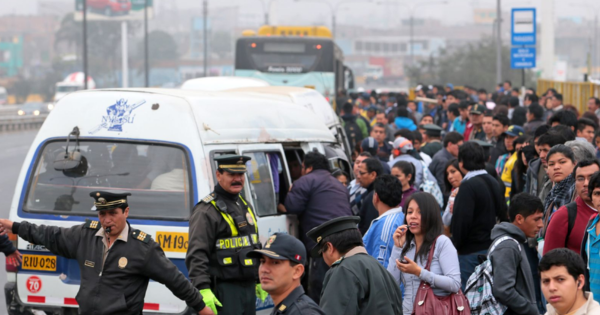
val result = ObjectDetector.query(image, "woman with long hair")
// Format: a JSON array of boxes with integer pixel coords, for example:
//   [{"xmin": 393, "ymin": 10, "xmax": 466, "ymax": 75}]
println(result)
[
  {"xmin": 391, "ymin": 161, "xmax": 417, "ymax": 209},
  {"xmin": 511, "ymin": 145, "xmax": 538, "ymax": 200},
  {"xmin": 441, "ymin": 159, "xmax": 465, "ymax": 235},
  {"xmin": 387, "ymin": 192, "xmax": 461, "ymax": 315}
]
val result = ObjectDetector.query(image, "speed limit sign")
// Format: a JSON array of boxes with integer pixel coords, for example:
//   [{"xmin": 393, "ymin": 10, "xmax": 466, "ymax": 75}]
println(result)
[{"xmin": 26, "ymin": 276, "xmax": 42, "ymax": 294}]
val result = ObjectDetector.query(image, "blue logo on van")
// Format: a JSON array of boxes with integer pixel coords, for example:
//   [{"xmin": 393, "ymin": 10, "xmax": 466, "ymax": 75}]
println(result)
[{"xmin": 89, "ymin": 99, "xmax": 146, "ymax": 134}]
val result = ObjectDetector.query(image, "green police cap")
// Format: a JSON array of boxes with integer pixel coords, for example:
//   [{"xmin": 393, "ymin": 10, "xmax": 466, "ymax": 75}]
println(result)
[
  {"xmin": 423, "ymin": 124, "xmax": 443, "ymax": 137},
  {"xmin": 215, "ymin": 155, "xmax": 251, "ymax": 174},
  {"xmin": 89, "ymin": 191, "xmax": 131, "ymax": 211},
  {"xmin": 306, "ymin": 216, "xmax": 361, "ymax": 258}
]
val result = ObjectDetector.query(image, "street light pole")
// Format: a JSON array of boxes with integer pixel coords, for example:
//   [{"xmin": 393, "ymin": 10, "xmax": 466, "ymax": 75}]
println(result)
[
  {"xmin": 410, "ymin": 13, "xmax": 414, "ymax": 65},
  {"xmin": 295, "ymin": 0, "xmax": 370, "ymax": 40},
  {"xmin": 83, "ymin": 0, "xmax": 88, "ymax": 90},
  {"xmin": 144, "ymin": 0, "xmax": 149, "ymax": 87},
  {"xmin": 496, "ymin": 0, "xmax": 502, "ymax": 85},
  {"xmin": 332, "ymin": 14, "xmax": 336, "ymax": 39},
  {"xmin": 203, "ymin": 0, "xmax": 208, "ymax": 77}
]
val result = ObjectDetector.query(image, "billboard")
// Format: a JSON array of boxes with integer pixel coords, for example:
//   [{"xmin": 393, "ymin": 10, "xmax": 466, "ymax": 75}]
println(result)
[{"xmin": 74, "ymin": 0, "xmax": 154, "ymax": 21}]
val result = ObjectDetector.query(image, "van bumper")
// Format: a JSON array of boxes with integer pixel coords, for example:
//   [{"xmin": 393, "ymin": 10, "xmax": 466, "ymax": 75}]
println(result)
[{"xmin": 4, "ymin": 282, "xmax": 64, "ymax": 315}]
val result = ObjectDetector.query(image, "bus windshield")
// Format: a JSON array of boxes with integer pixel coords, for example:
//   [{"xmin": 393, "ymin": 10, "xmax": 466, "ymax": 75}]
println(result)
[{"xmin": 24, "ymin": 140, "xmax": 193, "ymax": 220}]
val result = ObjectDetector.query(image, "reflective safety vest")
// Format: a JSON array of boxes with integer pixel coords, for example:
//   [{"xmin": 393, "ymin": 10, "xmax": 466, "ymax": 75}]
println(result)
[{"xmin": 210, "ymin": 195, "xmax": 260, "ymax": 277}]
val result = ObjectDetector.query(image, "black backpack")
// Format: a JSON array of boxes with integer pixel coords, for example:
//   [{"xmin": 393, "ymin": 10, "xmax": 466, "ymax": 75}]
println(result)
[
  {"xmin": 344, "ymin": 117, "xmax": 364, "ymax": 150},
  {"xmin": 565, "ymin": 201, "xmax": 578, "ymax": 248}
]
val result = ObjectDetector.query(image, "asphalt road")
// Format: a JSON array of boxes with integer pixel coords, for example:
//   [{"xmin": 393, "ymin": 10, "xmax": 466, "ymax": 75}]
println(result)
[{"xmin": 0, "ymin": 130, "xmax": 39, "ymax": 315}]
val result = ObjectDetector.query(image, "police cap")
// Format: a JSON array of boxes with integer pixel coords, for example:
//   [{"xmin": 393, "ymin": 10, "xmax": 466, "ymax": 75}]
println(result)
[
  {"xmin": 215, "ymin": 155, "xmax": 251, "ymax": 174},
  {"xmin": 422, "ymin": 124, "xmax": 443, "ymax": 137},
  {"xmin": 469, "ymin": 139, "xmax": 493, "ymax": 148},
  {"xmin": 306, "ymin": 216, "xmax": 360, "ymax": 257},
  {"xmin": 89, "ymin": 191, "xmax": 131, "ymax": 211},
  {"xmin": 247, "ymin": 233, "xmax": 307, "ymax": 265}
]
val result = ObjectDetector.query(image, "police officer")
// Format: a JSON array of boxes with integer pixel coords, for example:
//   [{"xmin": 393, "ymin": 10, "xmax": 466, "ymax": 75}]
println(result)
[
  {"xmin": 420, "ymin": 124, "xmax": 444, "ymax": 158},
  {"xmin": 186, "ymin": 155, "xmax": 266, "ymax": 315},
  {"xmin": 247, "ymin": 233, "xmax": 325, "ymax": 315},
  {"xmin": 0, "ymin": 191, "xmax": 213, "ymax": 315},
  {"xmin": 307, "ymin": 216, "xmax": 403, "ymax": 315}
]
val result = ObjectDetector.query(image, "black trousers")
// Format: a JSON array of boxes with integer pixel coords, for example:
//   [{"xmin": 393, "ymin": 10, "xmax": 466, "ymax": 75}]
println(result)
[
  {"xmin": 306, "ymin": 256, "xmax": 330, "ymax": 305},
  {"xmin": 215, "ymin": 280, "xmax": 256, "ymax": 315}
]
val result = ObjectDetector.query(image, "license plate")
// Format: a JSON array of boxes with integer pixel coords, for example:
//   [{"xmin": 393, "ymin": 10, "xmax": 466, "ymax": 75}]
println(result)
[
  {"xmin": 156, "ymin": 232, "xmax": 188, "ymax": 253},
  {"xmin": 22, "ymin": 254, "xmax": 57, "ymax": 271}
]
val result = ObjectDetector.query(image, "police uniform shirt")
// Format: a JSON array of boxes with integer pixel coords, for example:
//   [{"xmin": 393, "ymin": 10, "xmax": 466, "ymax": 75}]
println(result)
[
  {"xmin": 11, "ymin": 220, "xmax": 206, "ymax": 315},
  {"xmin": 95, "ymin": 223, "xmax": 129, "ymax": 265},
  {"xmin": 271, "ymin": 286, "xmax": 325, "ymax": 315}
]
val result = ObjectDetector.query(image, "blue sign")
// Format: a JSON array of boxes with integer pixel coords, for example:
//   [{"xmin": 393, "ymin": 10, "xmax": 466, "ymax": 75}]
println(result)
[
  {"xmin": 511, "ymin": 47, "xmax": 536, "ymax": 69},
  {"xmin": 511, "ymin": 8, "xmax": 536, "ymax": 46}
]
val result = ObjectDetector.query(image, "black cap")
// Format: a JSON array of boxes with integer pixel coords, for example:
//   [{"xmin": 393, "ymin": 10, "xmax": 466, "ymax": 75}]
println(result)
[
  {"xmin": 422, "ymin": 124, "xmax": 443, "ymax": 137},
  {"xmin": 89, "ymin": 191, "xmax": 131, "ymax": 211},
  {"xmin": 247, "ymin": 233, "xmax": 307, "ymax": 265},
  {"xmin": 306, "ymin": 216, "xmax": 360, "ymax": 257},
  {"xmin": 470, "ymin": 104, "xmax": 486, "ymax": 115},
  {"xmin": 215, "ymin": 155, "xmax": 251, "ymax": 174}
]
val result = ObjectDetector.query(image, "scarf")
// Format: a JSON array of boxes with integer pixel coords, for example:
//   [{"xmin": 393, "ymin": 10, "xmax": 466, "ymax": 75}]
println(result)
[
  {"xmin": 544, "ymin": 173, "xmax": 575, "ymax": 214},
  {"xmin": 462, "ymin": 169, "xmax": 487, "ymax": 182}
]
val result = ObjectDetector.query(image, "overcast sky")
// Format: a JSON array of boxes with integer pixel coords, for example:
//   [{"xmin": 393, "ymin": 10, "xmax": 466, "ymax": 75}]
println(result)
[{"xmin": 2, "ymin": 0, "xmax": 599, "ymax": 27}]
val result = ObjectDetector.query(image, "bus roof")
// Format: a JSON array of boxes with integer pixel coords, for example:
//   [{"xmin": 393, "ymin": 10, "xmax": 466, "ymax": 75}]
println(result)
[
  {"xmin": 257, "ymin": 25, "xmax": 332, "ymax": 38},
  {"xmin": 180, "ymin": 76, "xmax": 269, "ymax": 91}
]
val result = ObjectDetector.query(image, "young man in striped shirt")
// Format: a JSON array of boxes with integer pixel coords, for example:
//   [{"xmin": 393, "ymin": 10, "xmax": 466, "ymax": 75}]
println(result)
[{"xmin": 362, "ymin": 174, "xmax": 405, "ymax": 268}]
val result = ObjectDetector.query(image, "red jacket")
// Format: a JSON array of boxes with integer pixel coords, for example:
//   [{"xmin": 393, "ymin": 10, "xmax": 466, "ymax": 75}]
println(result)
[{"xmin": 543, "ymin": 196, "xmax": 598, "ymax": 255}]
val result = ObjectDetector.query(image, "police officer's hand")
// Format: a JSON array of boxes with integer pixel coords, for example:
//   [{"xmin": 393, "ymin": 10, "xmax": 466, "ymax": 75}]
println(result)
[
  {"xmin": 198, "ymin": 306, "xmax": 215, "ymax": 315},
  {"xmin": 256, "ymin": 283, "xmax": 268, "ymax": 302},
  {"xmin": 0, "ymin": 219, "xmax": 14, "ymax": 236},
  {"xmin": 199, "ymin": 289, "xmax": 222, "ymax": 314},
  {"xmin": 392, "ymin": 225, "xmax": 407, "ymax": 248}
]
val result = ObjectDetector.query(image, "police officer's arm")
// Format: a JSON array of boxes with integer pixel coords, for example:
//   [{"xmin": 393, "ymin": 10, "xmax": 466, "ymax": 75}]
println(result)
[
  {"xmin": 142, "ymin": 241, "xmax": 207, "ymax": 313},
  {"xmin": 186, "ymin": 205, "xmax": 216, "ymax": 290},
  {"xmin": 320, "ymin": 266, "xmax": 361, "ymax": 315},
  {"xmin": 10, "ymin": 221, "xmax": 81, "ymax": 259}
]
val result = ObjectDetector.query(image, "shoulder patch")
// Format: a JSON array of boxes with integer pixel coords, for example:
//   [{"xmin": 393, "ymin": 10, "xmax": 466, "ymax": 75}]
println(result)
[
  {"xmin": 84, "ymin": 220, "xmax": 101, "ymax": 230},
  {"xmin": 201, "ymin": 193, "xmax": 216, "ymax": 204},
  {"xmin": 132, "ymin": 229, "xmax": 151, "ymax": 243}
]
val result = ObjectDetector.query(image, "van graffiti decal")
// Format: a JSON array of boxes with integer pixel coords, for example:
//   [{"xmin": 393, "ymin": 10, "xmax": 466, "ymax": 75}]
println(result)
[{"xmin": 89, "ymin": 98, "xmax": 146, "ymax": 134}]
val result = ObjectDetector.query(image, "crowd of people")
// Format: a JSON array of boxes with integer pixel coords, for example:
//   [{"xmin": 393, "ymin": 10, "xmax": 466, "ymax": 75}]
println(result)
[{"xmin": 326, "ymin": 81, "xmax": 600, "ymax": 314}]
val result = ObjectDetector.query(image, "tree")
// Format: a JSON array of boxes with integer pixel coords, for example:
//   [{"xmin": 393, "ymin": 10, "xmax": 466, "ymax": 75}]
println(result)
[
  {"xmin": 139, "ymin": 30, "xmax": 178, "ymax": 61},
  {"xmin": 407, "ymin": 38, "xmax": 536, "ymax": 91}
]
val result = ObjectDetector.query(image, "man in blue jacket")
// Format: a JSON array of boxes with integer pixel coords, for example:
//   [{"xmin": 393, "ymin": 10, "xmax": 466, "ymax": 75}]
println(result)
[{"xmin": 284, "ymin": 151, "xmax": 352, "ymax": 304}]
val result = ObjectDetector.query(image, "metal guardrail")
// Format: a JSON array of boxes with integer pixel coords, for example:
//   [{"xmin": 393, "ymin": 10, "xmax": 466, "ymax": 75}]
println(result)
[
  {"xmin": 0, "ymin": 115, "xmax": 47, "ymax": 132},
  {"xmin": 0, "ymin": 105, "xmax": 21, "ymax": 117},
  {"xmin": 537, "ymin": 79, "xmax": 600, "ymax": 114}
]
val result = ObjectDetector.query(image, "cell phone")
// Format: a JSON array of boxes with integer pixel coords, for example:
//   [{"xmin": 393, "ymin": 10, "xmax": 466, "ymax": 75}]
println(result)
[{"xmin": 399, "ymin": 258, "xmax": 408, "ymax": 264}]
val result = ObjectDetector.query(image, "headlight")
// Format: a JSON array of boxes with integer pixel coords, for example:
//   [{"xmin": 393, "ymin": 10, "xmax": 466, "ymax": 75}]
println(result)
[
  {"xmin": 34, "ymin": 110, "xmax": 40, "ymax": 116},
  {"xmin": 48, "ymin": 104, "xmax": 54, "ymax": 110},
  {"xmin": 17, "ymin": 110, "xmax": 24, "ymax": 116}
]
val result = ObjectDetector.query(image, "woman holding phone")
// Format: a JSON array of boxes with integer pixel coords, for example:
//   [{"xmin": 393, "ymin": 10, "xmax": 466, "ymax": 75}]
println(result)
[{"xmin": 387, "ymin": 192, "xmax": 462, "ymax": 315}]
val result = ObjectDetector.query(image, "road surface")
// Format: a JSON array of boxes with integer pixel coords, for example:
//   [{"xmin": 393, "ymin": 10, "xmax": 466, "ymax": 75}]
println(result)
[{"xmin": 0, "ymin": 130, "xmax": 39, "ymax": 315}]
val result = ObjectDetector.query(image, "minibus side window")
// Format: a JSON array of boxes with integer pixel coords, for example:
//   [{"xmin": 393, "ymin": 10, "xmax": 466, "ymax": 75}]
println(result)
[{"xmin": 244, "ymin": 152, "xmax": 280, "ymax": 217}]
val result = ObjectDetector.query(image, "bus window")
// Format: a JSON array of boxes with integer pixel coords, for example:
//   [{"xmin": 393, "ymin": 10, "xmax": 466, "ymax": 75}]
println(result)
[{"xmin": 244, "ymin": 152, "xmax": 283, "ymax": 217}]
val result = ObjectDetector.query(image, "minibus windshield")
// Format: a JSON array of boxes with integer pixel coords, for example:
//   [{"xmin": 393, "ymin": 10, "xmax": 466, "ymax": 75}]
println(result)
[{"xmin": 24, "ymin": 140, "xmax": 193, "ymax": 220}]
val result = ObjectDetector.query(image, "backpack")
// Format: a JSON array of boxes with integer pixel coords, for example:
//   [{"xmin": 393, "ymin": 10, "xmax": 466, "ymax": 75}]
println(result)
[
  {"xmin": 419, "ymin": 160, "xmax": 444, "ymax": 208},
  {"xmin": 465, "ymin": 236, "xmax": 521, "ymax": 315},
  {"xmin": 343, "ymin": 117, "xmax": 364, "ymax": 150},
  {"xmin": 565, "ymin": 201, "xmax": 578, "ymax": 248}
]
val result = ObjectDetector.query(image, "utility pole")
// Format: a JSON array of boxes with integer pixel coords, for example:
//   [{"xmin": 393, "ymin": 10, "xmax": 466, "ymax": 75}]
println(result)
[
  {"xmin": 332, "ymin": 14, "xmax": 336, "ymax": 39},
  {"xmin": 203, "ymin": 0, "xmax": 208, "ymax": 77},
  {"xmin": 144, "ymin": 0, "xmax": 149, "ymax": 87},
  {"xmin": 595, "ymin": 13, "xmax": 598, "ymax": 79},
  {"xmin": 496, "ymin": 0, "xmax": 502, "ymax": 85},
  {"xmin": 410, "ymin": 14, "xmax": 414, "ymax": 65},
  {"xmin": 83, "ymin": 0, "xmax": 88, "ymax": 89},
  {"xmin": 121, "ymin": 22, "xmax": 128, "ymax": 88}
]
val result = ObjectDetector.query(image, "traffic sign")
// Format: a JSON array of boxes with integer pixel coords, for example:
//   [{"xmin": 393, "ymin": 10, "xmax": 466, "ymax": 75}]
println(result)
[
  {"xmin": 511, "ymin": 47, "xmax": 536, "ymax": 69},
  {"xmin": 511, "ymin": 8, "xmax": 536, "ymax": 46}
]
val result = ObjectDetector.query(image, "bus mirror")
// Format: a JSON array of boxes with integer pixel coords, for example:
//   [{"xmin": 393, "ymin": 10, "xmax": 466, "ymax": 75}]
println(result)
[{"xmin": 53, "ymin": 126, "xmax": 88, "ymax": 177}]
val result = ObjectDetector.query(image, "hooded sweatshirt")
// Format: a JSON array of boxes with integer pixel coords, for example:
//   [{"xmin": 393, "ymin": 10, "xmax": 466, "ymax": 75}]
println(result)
[
  {"xmin": 394, "ymin": 116, "xmax": 417, "ymax": 131},
  {"xmin": 489, "ymin": 222, "xmax": 539, "ymax": 315}
]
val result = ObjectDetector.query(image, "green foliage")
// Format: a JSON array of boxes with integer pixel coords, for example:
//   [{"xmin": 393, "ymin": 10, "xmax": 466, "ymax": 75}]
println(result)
[
  {"xmin": 139, "ymin": 30, "xmax": 178, "ymax": 60},
  {"xmin": 407, "ymin": 37, "xmax": 536, "ymax": 90}
]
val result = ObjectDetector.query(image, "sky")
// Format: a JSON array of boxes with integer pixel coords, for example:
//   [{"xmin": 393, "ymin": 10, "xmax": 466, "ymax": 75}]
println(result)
[{"xmin": 2, "ymin": 0, "xmax": 599, "ymax": 28}]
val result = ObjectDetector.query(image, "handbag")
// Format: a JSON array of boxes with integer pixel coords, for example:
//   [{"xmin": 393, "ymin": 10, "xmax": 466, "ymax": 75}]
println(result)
[{"xmin": 411, "ymin": 237, "xmax": 471, "ymax": 315}]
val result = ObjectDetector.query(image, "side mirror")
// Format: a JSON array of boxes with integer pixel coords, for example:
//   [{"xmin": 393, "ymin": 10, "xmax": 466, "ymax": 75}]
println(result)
[{"xmin": 54, "ymin": 152, "xmax": 88, "ymax": 178}]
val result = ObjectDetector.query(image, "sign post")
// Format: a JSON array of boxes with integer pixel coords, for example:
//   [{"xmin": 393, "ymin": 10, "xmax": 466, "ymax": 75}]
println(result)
[{"xmin": 511, "ymin": 8, "xmax": 537, "ymax": 88}]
